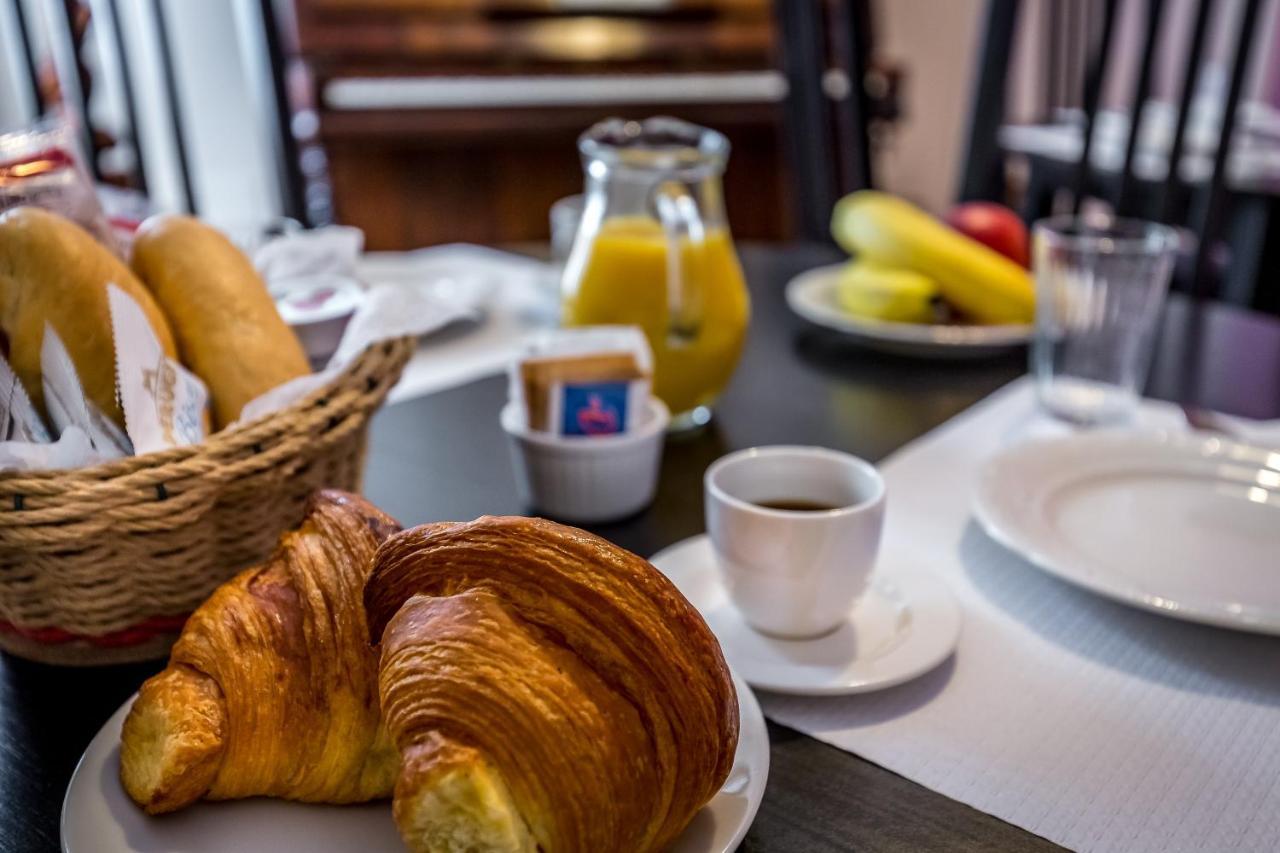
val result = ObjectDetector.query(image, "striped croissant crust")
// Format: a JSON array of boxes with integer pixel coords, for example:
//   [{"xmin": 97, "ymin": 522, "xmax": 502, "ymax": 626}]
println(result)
[
  {"xmin": 118, "ymin": 491, "xmax": 402, "ymax": 814},
  {"xmin": 365, "ymin": 515, "xmax": 740, "ymax": 853}
]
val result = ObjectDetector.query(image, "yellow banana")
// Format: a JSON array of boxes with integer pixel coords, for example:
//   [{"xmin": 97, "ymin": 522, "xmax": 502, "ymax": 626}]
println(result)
[
  {"xmin": 837, "ymin": 262, "xmax": 939, "ymax": 324},
  {"xmin": 831, "ymin": 191, "xmax": 1034, "ymax": 324}
]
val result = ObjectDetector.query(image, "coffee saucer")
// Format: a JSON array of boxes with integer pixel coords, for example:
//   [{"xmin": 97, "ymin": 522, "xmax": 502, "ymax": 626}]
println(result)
[{"xmin": 649, "ymin": 535, "xmax": 961, "ymax": 696}]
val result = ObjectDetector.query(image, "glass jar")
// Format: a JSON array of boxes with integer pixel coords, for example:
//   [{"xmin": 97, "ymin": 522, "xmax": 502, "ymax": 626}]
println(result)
[{"xmin": 561, "ymin": 117, "xmax": 750, "ymax": 431}]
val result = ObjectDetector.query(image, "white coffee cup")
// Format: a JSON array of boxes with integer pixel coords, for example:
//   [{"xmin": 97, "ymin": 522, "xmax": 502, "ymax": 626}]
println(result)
[{"xmin": 704, "ymin": 446, "xmax": 886, "ymax": 639}]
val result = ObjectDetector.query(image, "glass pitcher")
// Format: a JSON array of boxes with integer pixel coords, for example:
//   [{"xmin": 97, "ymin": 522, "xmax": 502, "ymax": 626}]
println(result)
[{"xmin": 561, "ymin": 117, "xmax": 750, "ymax": 431}]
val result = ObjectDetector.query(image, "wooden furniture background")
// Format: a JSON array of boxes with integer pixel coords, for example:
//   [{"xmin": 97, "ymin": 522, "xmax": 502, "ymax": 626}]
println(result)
[{"xmin": 284, "ymin": 0, "xmax": 794, "ymax": 247}]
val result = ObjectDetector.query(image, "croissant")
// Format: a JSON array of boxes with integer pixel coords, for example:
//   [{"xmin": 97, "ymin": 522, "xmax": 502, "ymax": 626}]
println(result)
[
  {"xmin": 364, "ymin": 516, "xmax": 740, "ymax": 853},
  {"xmin": 119, "ymin": 491, "xmax": 401, "ymax": 814}
]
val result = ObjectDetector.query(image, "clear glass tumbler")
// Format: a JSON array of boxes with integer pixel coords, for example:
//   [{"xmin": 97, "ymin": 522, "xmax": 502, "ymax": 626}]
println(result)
[{"xmin": 1031, "ymin": 217, "xmax": 1179, "ymax": 424}]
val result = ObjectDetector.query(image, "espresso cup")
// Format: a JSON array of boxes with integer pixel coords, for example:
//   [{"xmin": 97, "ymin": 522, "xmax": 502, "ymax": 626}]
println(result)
[{"xmin": 704, "ymin": 446, "xmax": 886, "ymax": 639}]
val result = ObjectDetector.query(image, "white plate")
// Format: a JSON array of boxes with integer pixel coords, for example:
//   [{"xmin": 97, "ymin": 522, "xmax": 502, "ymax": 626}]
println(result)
[
  {"xmin": 974, "ymin": 431, "xmax": 1280, "ymax": 634},
  {"xmin": 650, "ymin": 535, "xmax": 961, "ymax": 696},
  {"xmin": 62, "ymin": 671, "xmax": 767, "ymax": 853},
  {"xmin": 785, "ymin": 263, "xmax": 1032, "ymax": 358}
]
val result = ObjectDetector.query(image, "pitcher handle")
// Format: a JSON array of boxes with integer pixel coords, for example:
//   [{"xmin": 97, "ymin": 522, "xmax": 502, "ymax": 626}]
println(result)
[{"xmin": 653, "ymin": 180, "xmax": 705, "ymax": 346}]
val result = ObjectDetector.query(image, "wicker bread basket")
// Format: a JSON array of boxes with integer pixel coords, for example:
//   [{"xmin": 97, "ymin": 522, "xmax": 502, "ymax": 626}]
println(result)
[{"xmin": 0, "ymin": 336, "xmax": 414, "ymax": 666}]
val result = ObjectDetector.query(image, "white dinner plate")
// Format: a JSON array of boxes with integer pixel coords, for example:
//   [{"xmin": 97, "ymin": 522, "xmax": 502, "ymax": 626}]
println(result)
[
  {"xmin": 785, "ymin": 263, "xmax": 1032, "ymax": 358},
  {"xmin": 974, "ymin": 431, "xmax": 1280, "ymax": 634},
  {"xmin": 62, "ymin": 671, "xmax": 768, "ymax": 853},
  {"xmin": 650, "ymin": 535, "xmax": 961, "ymax": 696}
]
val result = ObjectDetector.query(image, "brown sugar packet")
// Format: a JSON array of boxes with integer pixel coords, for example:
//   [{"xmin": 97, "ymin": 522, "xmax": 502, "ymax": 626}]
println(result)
[{"xmin": 521, "ymin": 352, "xmax": 644, "ymax": 431}]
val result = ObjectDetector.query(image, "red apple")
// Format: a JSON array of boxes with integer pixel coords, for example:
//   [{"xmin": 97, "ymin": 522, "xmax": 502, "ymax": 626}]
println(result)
[{"xmin": 945, "ymin": 202, "xmax": 1029, "ymax": 268}]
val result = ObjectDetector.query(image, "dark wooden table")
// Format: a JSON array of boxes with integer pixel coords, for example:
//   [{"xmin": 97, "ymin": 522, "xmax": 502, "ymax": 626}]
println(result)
[{"xmin": 4, "ymin": 245, "xmax": 1279, "ymax": 853}]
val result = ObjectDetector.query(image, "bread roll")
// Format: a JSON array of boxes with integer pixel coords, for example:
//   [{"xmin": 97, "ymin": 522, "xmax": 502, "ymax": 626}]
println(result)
[
  {"xmin": 0, "ymin": 206, "xmax": 177, "ymax": 428},
  {"xmin": 131, "ymin": 215, "xmax": 310, "ymax": 428}
]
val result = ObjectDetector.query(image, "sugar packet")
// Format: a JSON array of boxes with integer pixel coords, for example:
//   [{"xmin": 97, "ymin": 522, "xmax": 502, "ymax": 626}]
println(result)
[
  {"xmin": 549, "ymin": 372, "xmax": 651, "ymax": 437},
  {"xmin": 511, "ymin": 326, "xmax": 653, "ymax": 436},
  {"xmin": 108, "ymin": 284, "xmax": 209, "ymax": 453},
  {"xmin": 41, "ymin": 323, "xmax": 131, "ymax": 458}
]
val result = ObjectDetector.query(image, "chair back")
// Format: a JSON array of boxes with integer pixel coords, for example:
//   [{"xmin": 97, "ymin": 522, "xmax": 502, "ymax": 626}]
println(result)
[
  {"xmin": 961, "ymin": 0, "xmax": 1274, "ymax": 305},
  {"xmin": 773, "ymin": 0, "xmax": 877, "ymax": 242}
]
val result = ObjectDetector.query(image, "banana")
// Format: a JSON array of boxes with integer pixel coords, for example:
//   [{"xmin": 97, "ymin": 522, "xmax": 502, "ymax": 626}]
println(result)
[
  {"xmin": 831, "ymin": 191, "xmax": 1034, "ymax": 324},
  {"xmin": 836, "ymin": 262, "xmax": 939, "ymax": 324}
]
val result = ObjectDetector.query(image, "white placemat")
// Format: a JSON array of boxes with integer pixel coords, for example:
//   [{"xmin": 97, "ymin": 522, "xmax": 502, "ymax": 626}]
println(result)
[{"xmin": 760, "ymin": 378, "xmax": 1280, "ymax": 853}]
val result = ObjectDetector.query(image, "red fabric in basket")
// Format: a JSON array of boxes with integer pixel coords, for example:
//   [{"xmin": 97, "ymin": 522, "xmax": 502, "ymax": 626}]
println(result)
[{"xmin": 0, "ymin": 613, "xmax": 190, "ymax": 647}]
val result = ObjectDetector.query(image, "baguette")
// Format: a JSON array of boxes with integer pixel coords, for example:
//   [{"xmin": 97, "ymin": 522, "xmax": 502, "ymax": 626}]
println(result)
[
  {"xmin": 0, "ymin": 206, "xmax": 177, "ymax": 428},
  {"xmin": 131, "ymin": 215, "xmax": 310, "ymax": 428}
]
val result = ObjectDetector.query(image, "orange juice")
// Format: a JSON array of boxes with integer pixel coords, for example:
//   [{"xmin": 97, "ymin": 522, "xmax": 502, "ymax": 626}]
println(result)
[{"xmin": 563, "ymin": 216, "xmax": 750, "ymax": 419}]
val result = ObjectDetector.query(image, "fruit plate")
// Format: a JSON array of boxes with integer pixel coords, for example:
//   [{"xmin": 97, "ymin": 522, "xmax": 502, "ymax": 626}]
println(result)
[
  {"xmin": 785, "ymin": 263, "xmax": 1032, "ymax": 358},
  {"xmin": 61, "ymin": 670, "xmax": 768, "ymax": 853}
]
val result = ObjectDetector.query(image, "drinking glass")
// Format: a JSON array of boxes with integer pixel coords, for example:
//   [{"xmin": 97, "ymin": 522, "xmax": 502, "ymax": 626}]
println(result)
[
  {"xmin": 549, "ymin": 194, "xmax": 584, "ymax": 268},
  {"xmin": 1031, "ymin": 217, "xmax": 1179, "ymax": 424}
]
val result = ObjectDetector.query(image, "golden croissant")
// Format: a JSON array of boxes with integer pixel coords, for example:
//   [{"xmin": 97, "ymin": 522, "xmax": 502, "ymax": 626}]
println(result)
[
  {"xmin": 119, "ymin": 490, "xmax": 401, "ymax": 813},
  {"xmin": 120, "ymin": 504, "xmax": 738, "ymax": 853},
  {"xmin": 364, "ymin": 516, "xmax": 740, "ymax": 852}
]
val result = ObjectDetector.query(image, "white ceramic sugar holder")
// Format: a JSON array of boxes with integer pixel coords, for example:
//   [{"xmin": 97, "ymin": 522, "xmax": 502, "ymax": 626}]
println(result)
[{"xmin": 500, "ymin": 397, "xmax": 669, "ymax": 523}]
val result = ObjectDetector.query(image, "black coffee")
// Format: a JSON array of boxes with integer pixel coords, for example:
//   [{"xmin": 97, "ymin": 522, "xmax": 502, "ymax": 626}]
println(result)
[{"xmin": 754, "ymin": 499, "xmax": 839, "ymax": 512}]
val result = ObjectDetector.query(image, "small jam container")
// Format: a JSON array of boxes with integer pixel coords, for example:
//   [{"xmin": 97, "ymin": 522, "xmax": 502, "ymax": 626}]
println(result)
[
  {"xmin": 275, "ymin": 279, "xmax": 364, "ymax": 366},
  {"xmin": 500, "ymin": 397, "xmax": 669, "ymax": 523}
]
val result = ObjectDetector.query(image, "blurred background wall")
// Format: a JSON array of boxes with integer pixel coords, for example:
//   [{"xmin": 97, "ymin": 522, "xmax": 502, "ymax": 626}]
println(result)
[
  {"xmin": 3, "ymin": 0, "xmax": 1279, "ymax": 241},
  {"xmin": 873, "ymin": 0, "xmax": 984, "ymax": 215}
]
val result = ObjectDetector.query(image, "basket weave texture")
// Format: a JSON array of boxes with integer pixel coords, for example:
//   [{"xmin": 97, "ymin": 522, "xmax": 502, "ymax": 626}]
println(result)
[{"xmin": 0, "ymin": 337, "xmax": 414, "ymax": 665}]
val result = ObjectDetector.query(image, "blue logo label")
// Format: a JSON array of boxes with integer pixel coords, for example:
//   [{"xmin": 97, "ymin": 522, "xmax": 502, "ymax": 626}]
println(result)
[{"xmin": 562, "ymin": 382, "xmax": 629, "ymax": 436}]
